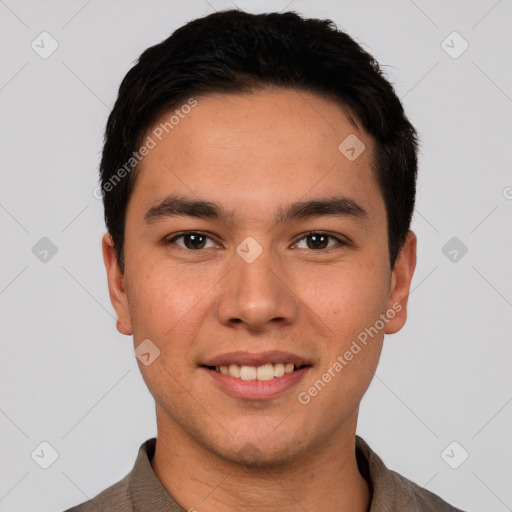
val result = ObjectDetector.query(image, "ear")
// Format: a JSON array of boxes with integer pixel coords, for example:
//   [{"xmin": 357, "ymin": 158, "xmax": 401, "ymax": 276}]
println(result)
[
  {"xmin": 102, "ymin": 232, "xmax": 133, "ymax": 335},
  {"xmin": 385, "ymin": 231, "xmax": 417, "ymax": 335}
]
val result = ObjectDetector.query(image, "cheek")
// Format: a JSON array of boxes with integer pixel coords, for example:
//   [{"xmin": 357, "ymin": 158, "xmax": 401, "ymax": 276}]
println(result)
[
  {"xmin": 125, "ymin": 267, "xmax": 209, "ymax": 396},
  {"xmin": 301, "ymin": 262, "xmax": 390, "ymax": 406},
  {"xmin": 125, "ymin": 261, "xmax": 212, "ymax": 344},
  {"xmin": 297, "ymin": 260, "xmax": 391, "ymax": 339}
]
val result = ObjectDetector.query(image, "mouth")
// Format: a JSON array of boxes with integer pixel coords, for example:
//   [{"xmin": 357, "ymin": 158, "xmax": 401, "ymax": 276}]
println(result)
[
  {"xmin": 200, "ymin": 351, "xmax": 312, "ymax": 400},
  {"xmin": 203, "ymin": 362, "xmax": 309, "ymax": 381}
]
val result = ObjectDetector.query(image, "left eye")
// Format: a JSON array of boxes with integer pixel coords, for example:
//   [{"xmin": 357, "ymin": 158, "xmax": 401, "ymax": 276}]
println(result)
[
  {"xmin": 168, "ymin": 232, "xmax": 217, "ymax": 250},
  {"xmin": 294, "ymin": 232, "xmax": 343, "ymax": 250}
]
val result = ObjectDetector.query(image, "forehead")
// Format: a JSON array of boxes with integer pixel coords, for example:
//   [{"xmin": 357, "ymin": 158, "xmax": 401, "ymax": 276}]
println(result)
[{"xmin": 128, "ymin": 89, "xmax": 384, "ymax": 224}]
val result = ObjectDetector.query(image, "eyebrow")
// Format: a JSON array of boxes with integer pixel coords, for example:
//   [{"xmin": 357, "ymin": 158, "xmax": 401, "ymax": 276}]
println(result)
[{"xmin": 143, "ymin": 194, "xmax": 369, "ymax": 226}]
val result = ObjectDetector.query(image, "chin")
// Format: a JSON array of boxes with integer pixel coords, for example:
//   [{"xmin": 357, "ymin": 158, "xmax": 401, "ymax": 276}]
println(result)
[
  {"xmin": 217, "ymin": 440, "xmax": 305, "ymax": 469},
  {"xmin": 207, "ymin": 423, "xmax": 310, "ymax": 469},
  {"xmin": 157, "ymin": 400, "xmax": 316, "ymax": 467}
]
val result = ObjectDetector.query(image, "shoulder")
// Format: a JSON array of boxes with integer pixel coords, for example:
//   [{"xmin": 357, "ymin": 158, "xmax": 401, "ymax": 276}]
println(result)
[
  {"xmin": 355, "ymin": 436, "xmax": 466, "ymax": 512},
  {"xmin": 62, "ymin": 471, "xmax": 132, "ymax": 512},
  {"xmin": 61, "ymin": 438, "xmax": 158, "ymax": 512},
  {"xmin": 387, "ymin": 467, "xmax": 466, "ymax": 512}
]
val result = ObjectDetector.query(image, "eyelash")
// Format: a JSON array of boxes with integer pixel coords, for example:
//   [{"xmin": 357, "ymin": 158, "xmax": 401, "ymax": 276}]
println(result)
[{"xmin": 165, "ymin": 231, "xmax": 347, "ymax": 252}]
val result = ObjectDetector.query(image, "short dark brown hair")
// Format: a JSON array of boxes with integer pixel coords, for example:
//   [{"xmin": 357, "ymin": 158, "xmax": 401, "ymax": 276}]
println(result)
[{"xmin": 99, "ymin": 9, "xmax": 419, "ymax": 272}]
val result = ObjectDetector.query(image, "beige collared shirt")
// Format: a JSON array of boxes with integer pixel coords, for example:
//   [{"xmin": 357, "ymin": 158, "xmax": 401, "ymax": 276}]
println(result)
[{"xmin": 64, "ymin": 437, "xmax": 465, "ymax": 511}]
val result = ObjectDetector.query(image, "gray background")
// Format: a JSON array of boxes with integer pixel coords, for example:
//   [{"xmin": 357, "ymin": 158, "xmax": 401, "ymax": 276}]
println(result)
[{"xmin": 1, "ymin": 1, "xmax": 511, "ymax": 511}]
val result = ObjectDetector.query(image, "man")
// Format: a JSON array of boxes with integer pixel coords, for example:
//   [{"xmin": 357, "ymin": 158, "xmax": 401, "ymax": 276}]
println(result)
[{"xmin": 65, "ymin": 9, "xmax": 465, "ymax": 512}]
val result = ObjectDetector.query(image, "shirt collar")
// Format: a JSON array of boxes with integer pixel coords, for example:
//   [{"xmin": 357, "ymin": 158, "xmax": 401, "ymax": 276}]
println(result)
[{"xmin": 127, "ymin": 436, "xmax": 443, "ymax": 512}]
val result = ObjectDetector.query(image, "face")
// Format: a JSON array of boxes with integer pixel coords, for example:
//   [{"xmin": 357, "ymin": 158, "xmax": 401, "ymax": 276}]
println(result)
[{"xmin": 103, "ymin": 89, "xmax": 416, "ymax": 466}]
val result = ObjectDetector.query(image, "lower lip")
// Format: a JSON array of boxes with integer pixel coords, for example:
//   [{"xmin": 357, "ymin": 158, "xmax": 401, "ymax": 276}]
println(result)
[{"xmin": 203, "ymin": 366, "xmax": 310, "ymax": 400}]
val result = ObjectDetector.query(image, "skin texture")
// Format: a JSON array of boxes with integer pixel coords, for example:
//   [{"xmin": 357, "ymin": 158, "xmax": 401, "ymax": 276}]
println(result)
[{"xmin": 102, "ymin": 89, "xmax": 417, "ymax": 512}]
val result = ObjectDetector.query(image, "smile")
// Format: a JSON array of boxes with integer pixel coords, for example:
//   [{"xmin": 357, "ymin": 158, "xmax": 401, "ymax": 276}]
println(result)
[{"xmin": 207, "ymin": 363, "xmax": 306, "ymax": 381}]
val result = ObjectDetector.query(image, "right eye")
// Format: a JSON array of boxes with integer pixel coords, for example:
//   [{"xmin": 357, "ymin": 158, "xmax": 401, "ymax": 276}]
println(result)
[{"xmin": 165, "ymin": 232, "xmax": 217, "ymax": 251}]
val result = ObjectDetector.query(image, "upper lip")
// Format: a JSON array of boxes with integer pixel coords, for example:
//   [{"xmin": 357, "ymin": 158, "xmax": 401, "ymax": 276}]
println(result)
[{"xmin": 201, "ymin": 350, "xmax": 311, "ymax": 368}]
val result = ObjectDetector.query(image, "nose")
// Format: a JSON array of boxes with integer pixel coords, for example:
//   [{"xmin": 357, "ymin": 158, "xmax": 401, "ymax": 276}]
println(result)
[{"xmin": 215, "ymin": 245, "xmax": 299, "ymax": 332}]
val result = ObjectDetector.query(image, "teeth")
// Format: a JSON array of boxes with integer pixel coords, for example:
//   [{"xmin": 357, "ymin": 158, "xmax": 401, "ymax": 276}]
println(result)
[
  {"xmin": 240, "ymin": 365, "xmax": 257, "ymax": 380},
  {"xmin": 274, "ymin": 363, "xmax": 285, "ymax": 378},
  {"xmin": 256, "ymin": 363, "xmax": 274, "ymax": 381},
  {"xmin": 215, "ymin": 362, "xmax": 303, "ymax": 380},
  {"xmin": 228, "ymin": 364, "xmax": 241, "ymax": 378}
]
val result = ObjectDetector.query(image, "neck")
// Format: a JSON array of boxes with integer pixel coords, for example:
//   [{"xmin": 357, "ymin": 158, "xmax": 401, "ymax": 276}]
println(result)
[{"xmin": 151, "ymin": 415, "xmax": 370, "ymax": 512}]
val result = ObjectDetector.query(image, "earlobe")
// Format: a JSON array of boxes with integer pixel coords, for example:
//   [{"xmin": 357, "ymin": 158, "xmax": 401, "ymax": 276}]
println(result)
[
  {"xmin": 101, "ymin": 233, "xmax": 133, "ymax": 336},
  {"xmin": 385, "ymin": 231, "xmax": 417, "ymax": 335}
]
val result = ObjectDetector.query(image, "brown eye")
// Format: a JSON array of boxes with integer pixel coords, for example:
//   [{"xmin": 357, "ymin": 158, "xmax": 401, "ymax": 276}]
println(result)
[
  {"xmin": 168, "ymin": 232, "xmax": 215, "ymax": 250},
  {"xmin": 306, "ymin": 233, "xmax": 329, "ymax": 249},
  {"xmin": 294, "ymin": 232, "xmax": 343, "ymax": 250}
]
